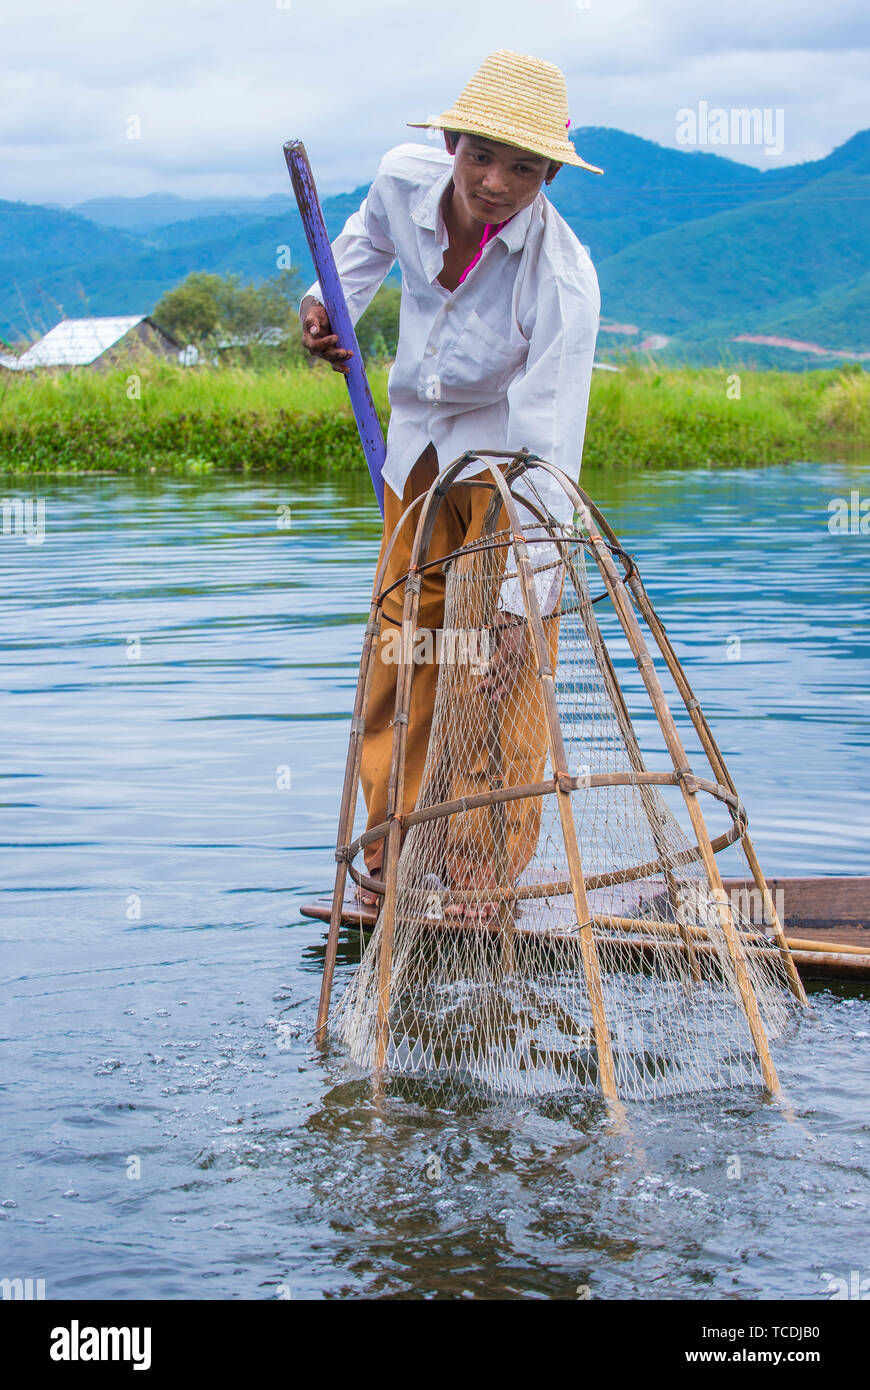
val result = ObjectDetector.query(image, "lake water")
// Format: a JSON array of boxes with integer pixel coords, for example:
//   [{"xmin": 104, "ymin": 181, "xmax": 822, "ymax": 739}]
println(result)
[{"xmin": 1, "ymin": 458, "xmax": 868, "ymax": 1300}]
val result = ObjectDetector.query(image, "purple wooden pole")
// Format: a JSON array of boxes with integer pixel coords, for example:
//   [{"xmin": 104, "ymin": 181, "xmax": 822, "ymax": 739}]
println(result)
[{"xmin": 284, "ymin": 139, "xmax": 386, "ymax": 515}]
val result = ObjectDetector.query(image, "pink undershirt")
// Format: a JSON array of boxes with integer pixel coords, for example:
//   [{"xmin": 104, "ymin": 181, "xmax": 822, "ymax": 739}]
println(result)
[{"xmin": 457, "ymin": 217, "xmax": 511, "ymax": 284}]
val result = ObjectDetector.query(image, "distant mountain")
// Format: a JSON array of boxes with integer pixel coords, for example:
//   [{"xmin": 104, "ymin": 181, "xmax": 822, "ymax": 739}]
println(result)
[
  {"xmin": 68, "ymin": 191, "xmax": 294, "ymax": 235},
  {"xmin": 0, "ymin": 202, "xmax": 146, "ymax": 336},
  {"xmin": 751, "ymin": 271, "xmax": 870, "ymax": 349},
  {"xmin": 596, "ymin": 172, "xmax": 870, "ymax": 338},
  {"xmin": 643, "ymin": 260, "xmax": 870, "ymax": 369},
  {"xmin": 3, "ymin": 127, "xmax": 868, "ymax": 364},
  {"xmin": 0, "ymin": 193, "xmax": 363, "ymax": 340},
  {"xmin": 567, "ymin": 129, "xmax": 870, "ymax": 356},
  {"xmin": 556, "ymin": 128, "xmax": 870, "ymax": 270}
]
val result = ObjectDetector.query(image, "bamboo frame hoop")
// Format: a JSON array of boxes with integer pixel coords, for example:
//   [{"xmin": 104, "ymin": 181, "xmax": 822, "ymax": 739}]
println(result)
[{"xmin": 316, "ymin": 450, "xmax": 805, "ymax": 1099}]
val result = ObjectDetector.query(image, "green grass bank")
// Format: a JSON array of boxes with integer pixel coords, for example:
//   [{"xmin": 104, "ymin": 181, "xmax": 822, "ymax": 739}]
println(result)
[{"xmin": 0, "ymin": 358, "xmax": 867, "ymax": 477}]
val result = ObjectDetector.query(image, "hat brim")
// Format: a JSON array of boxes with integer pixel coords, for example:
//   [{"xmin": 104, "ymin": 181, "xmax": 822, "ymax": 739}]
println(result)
[{"xmin": 407, "ymin": 117, "xmax": 604, "ymax": 174}]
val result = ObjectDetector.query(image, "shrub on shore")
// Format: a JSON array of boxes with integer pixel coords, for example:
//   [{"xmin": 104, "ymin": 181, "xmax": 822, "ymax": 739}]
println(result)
[{"xmin": 0, "ymin": 356, "xmax": 865, "ymax": 476}]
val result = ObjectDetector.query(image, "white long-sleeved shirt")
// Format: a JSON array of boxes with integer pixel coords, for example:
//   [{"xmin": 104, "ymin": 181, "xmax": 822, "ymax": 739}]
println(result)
[{"xmin": 304, "ymin": 142, "xmax": 600, "ymax": 610}]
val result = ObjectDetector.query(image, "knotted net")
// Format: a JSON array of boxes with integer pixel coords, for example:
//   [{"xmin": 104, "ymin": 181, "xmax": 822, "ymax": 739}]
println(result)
[{"xmin": 328, "ymin": 470, "xmax": 802, "ymax": 1100}]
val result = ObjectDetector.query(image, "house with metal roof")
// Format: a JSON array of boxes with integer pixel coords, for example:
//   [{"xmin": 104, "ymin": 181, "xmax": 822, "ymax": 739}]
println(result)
[{"xmin": 2, "ymin": 316, "xmax": 180, "ymax": 371}]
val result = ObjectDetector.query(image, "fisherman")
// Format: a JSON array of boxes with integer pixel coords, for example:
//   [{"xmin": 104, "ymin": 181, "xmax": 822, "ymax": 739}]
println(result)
[{"xmin": 300, "ymin": 50, "xmax": 602, "ymax": 917}]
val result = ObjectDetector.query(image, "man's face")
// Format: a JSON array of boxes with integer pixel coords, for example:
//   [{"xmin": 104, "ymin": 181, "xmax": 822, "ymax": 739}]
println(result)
[{"xmin": 448, "ymin": 134, "xmax": 554, "ymax": 225}]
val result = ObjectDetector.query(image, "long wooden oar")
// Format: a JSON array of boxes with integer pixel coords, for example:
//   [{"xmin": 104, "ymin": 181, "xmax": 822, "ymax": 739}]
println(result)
[{"xmin": 284, "ymin": 139, "xmax": 386, "ymax": 515}]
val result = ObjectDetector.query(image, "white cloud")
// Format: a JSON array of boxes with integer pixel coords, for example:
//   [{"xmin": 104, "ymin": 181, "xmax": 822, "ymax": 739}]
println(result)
[{"xmin": 0, "ymin": 0, "xmax": 866, "ymax": 203}]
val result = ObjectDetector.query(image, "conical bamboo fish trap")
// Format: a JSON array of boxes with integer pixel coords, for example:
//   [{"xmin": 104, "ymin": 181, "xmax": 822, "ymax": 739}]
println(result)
[{"xmin": 316, "ymin": 450, "xmax": 808, "ymax": 1101}]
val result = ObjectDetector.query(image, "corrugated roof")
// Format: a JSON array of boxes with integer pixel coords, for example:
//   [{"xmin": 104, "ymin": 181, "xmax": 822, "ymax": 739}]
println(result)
[{"xmin": 14, "ymin": 316, "xmax": 147, "ymax": 369}]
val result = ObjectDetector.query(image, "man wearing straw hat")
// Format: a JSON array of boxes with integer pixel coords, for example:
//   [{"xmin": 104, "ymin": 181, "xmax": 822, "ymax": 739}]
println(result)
[{"xmin": 301, "ymin": 50, "xmax": 602, "ymax": 917}]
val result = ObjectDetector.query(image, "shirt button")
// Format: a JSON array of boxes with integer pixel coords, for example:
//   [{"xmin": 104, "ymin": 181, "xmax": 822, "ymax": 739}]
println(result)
[
  {"xmin": 427, "ymin": 345, "xmax": 437, "ymax": 355},
  {"xmin": 445, "ymin": 302, "xmax": 454, "ymax": 312}
]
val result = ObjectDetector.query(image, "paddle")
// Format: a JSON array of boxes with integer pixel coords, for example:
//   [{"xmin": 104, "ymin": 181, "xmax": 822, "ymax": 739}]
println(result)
[{"xmin": 283, "ymin": 139, "xmax": 386, "ymax": 516}]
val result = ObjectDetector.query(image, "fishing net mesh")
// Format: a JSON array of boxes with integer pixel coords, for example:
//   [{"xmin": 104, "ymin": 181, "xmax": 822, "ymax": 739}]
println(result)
[{"xmin": 331, "ymin": 513, "xmax": 799, "ymax": 1100}]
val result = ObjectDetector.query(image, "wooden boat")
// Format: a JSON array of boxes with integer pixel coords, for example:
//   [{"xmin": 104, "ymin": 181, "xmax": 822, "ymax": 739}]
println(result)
[{"xmin": 301, "ymin": 875, "xmax": 870, "ymax": 983}]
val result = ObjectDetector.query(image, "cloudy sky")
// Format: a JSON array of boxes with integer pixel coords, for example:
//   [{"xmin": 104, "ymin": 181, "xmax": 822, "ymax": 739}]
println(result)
[{"xmin": 3, "ymin": 0, "xmax": 868, "ymax": 205}]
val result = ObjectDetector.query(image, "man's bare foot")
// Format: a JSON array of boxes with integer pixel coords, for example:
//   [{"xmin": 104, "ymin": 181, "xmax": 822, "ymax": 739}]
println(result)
[{"xmin": 354, "ymin": 884, "xmax": 380, "ymax": 909}]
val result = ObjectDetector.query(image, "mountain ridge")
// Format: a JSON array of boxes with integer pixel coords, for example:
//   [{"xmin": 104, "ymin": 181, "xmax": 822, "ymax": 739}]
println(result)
[{"xmin": 2, "ymin": 126, "xmax": 867, "ymax": 363}]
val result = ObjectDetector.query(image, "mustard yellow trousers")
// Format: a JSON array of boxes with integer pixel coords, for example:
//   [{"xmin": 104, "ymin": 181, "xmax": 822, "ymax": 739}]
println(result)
[{"xmin": 360, "ymin": 445, "xmax": 558, "ymax": 892}]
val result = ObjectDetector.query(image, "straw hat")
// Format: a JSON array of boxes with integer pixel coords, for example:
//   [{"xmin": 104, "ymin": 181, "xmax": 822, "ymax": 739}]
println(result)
[{"xmin": 409, "ymin": 50, "xmax": 603, "ymax": 174}]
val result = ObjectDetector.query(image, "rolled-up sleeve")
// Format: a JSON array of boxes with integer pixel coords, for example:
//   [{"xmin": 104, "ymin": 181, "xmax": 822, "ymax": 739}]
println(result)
[
  {"xmin": 302, "ymin": 172, "xmax": 397, "ymax": 327},
  {"xmin": 498, "ymin": 266, "xmax": 600, "ymax": 615}
]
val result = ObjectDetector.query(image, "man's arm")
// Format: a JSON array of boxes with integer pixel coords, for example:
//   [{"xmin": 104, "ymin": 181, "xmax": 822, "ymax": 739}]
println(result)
[{"xmin": 300, "ymin": 179, "xmax": 397, "ymax": 375}]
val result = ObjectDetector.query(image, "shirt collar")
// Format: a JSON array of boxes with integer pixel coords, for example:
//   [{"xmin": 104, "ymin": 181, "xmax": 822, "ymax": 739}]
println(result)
[
  {"xmin": 411, "ymin": 165, "xmax": 538, "ymax": 253},
  {"xmin": 495, "ymin": 199, "xmax": 536, "ymax": 252}
]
